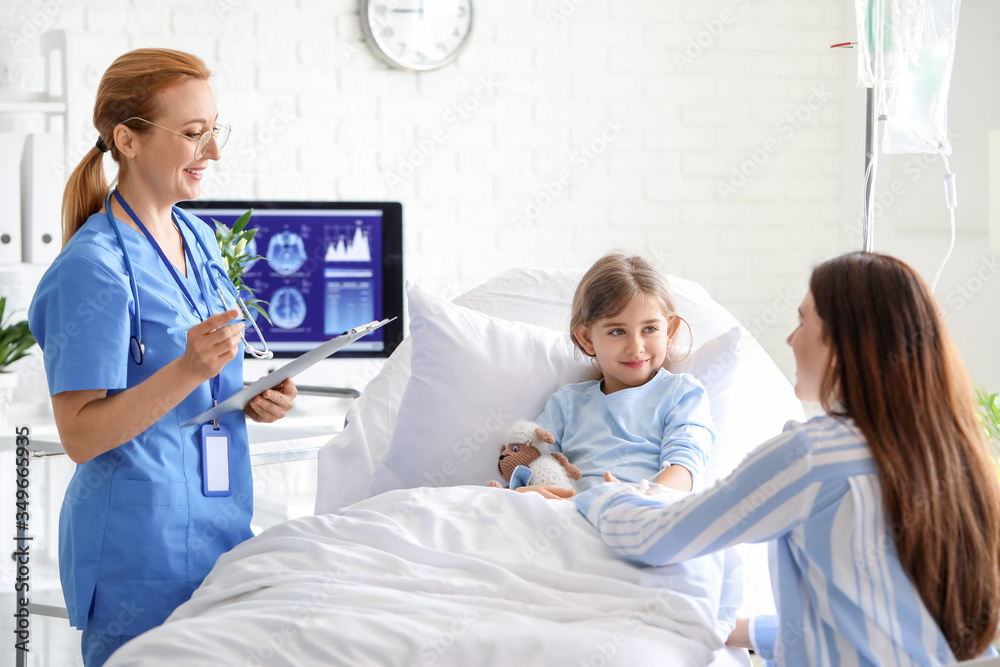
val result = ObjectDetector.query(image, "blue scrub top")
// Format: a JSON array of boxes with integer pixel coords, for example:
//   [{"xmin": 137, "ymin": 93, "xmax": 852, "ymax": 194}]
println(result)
[{"xmin": 28, "ymin": 207, "xmax": 252, "ymax": 633}]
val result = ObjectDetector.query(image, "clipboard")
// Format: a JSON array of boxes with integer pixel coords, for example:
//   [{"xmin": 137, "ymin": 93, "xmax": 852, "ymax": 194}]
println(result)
[{"xmin": 180, "ymin": 318, "xmax": 395, "ymax": 428}]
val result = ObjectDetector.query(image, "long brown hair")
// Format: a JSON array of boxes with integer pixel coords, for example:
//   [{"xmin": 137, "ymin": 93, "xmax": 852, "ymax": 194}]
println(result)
[
  {"xmin": 570, "ymin": 253, "xmax": 691, "ymax": 364},
  {"xmin": 61, "ymin": 48, "xmax": 211, "ymax": 247},
  {"xmin": 811, "ymin": 251, "xmax": 1000, "ymax": 659}
]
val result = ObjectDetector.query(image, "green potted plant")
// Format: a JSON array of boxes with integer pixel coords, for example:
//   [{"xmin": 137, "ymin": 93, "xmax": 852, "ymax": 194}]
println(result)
[
  {"xmin": 213, "ymin": 209, "xmax": 270, "ymax": 323},
  {"xmin": 0, "ymin": 296, "xmax": 37, "ymax": 427},
  {"xmin": 976, "ymin": 385, "xmax": 1000, "ymax": 458}
]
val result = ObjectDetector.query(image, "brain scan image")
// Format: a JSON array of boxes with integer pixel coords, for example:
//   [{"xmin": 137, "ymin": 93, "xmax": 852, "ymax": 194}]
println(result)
[
  {"xmin": 242, "ymin": 237, "xmax": 259, "ymax": 272},
  {"xmin": 266, "ymin": 231, "xmax": 307, "ymax": 275},
  {"xmin": 268, "ymin": 287, "xmax": 308, "ymax": 329}
]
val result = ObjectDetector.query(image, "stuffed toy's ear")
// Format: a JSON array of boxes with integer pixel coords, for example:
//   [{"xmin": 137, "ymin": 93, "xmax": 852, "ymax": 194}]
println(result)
[{"xmin": 534, "ymin": 427, "xmax": 555, "ymax": 444}]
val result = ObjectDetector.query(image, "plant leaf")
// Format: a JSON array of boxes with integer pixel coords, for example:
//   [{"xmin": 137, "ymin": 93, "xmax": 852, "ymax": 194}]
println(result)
[{"xmin": 232, "ymin": 209, "xmax": 253, "ymax": 234}]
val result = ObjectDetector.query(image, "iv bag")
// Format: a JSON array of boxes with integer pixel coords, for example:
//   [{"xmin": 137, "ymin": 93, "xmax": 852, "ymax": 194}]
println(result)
[{"xmin": 855, "ymin": 0, "xmax": 961, "ymax": 154}]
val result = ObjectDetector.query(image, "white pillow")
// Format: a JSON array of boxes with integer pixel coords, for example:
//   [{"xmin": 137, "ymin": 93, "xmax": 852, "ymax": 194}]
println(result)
[
  {"xmin": 314, "ymin": 337, "xmax": 412, "ymax": 514},
  {"xmin": 366, "ymin": 283, "xmax": 601, "ymax": 496},
  {"xmin": 454, "ymin": 267, "xmax": 739, "ymax": 348}
]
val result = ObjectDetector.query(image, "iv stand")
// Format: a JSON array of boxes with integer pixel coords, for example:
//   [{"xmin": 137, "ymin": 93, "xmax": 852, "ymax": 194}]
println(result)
[
  {"xmin": 832, "ymin": 41, "xmax": 877, "ymax": 252},
  {"xmin": 863, "ymin": 86, "xmax": 877, "ymax": 252}
]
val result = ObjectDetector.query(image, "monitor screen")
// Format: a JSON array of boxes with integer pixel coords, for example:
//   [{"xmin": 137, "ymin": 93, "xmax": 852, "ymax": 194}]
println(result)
[{"xmin": 177, "ymin": 200, "xmax": 403, "ymax": 358}]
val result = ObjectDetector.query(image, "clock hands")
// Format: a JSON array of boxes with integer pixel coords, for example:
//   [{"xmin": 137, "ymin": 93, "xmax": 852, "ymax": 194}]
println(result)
[{"xmin": 391, "ymin": 1, "xmax": 424, "ymax": 17}]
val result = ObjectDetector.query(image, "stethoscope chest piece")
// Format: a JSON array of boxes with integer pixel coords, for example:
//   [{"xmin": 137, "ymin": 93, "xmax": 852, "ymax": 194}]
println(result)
[{"xmin": 130, "ymin": 336, "xmax": 144, "ymax": 365}]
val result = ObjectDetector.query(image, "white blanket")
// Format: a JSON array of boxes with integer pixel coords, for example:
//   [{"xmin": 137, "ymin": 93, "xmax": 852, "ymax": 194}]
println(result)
[{"xmin": 107, "ymin": 486, "xmax": 749, "ymax": 667}]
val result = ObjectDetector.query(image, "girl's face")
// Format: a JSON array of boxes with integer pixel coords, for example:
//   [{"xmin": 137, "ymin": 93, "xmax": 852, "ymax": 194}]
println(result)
[
  {"xmin": 786, "ymin": 290, "xmax": 833, "ymax": 403},
  {"xmin": 573, "ymin": 294, "xmax": 677, "ymax": 394},
  {"xmin": 120, "ymin": 78, "xmax": 221, "ymax": 206}
]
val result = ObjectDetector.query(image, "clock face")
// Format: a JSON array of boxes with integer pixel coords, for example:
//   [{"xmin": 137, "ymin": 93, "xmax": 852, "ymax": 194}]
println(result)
[{"xmin": 362, "ymin": 0, "xmax": 473, "ymax": 71}]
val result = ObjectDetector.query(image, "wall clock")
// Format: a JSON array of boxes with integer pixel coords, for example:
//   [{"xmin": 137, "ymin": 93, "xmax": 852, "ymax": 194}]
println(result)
[{"xmin": 360, "ymin": 0, "xmax": 473, "ymax": 71}]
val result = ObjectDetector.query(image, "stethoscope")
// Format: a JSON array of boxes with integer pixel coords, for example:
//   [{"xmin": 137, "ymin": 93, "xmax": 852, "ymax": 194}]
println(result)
[{"xmin": 104, "ymin": 190, "xmax": 272, "ymax": 366}]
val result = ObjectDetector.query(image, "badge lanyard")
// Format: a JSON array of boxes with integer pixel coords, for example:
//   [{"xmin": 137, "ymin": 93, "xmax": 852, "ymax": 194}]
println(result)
[{"xmin": 113, "ymin": 191, "xmax": 233, "ymax": 496}]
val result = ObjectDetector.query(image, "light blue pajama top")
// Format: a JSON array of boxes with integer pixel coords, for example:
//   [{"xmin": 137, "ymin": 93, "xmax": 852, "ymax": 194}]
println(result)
[
  {"xmin": 574, "ymin": 413, "xmax": 990, "ymax": 666},
  {"xmin": 534, "ymin": 368, "xmax": 715, "ymax": 491}
]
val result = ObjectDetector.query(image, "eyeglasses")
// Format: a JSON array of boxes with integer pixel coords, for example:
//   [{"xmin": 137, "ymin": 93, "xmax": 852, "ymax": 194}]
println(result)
[{"xmin": 117, "ymin": 117, "xmax": 231, "ymax": 159}]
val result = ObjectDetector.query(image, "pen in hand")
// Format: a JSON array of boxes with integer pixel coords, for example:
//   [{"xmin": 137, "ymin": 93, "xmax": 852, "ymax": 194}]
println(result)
[{"xmin": 167, "ymin": 318, "xmax": 244, "ymax": 335}]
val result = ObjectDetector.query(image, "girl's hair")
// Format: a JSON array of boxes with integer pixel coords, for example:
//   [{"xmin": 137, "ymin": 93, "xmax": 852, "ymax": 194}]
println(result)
[
  {"xmin": 61, "ymin": 48, "xmax": 211, "ymax": 247},
  {"xmin": 811, "ymin": 251, "xmax": 1000, "ymax": 660},
  {"xmin": 569, "ymin": 253, "xmax": 691, "ymax": 363}
]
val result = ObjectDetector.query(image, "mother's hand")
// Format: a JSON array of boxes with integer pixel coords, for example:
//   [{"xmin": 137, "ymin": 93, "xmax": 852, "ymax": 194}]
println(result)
[
  {"xmin": 244, "ymin": 379, "xmax": 297, "ymax": 423},
  {"xmin": 515, "ymin": 485, "xmax": 575, "ymax": 499}
]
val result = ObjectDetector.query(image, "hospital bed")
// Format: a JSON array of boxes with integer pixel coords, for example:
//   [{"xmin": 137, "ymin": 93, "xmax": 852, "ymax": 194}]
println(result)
[{"xmin": 95, "ymin": 267, "xmax": 805, "ymax": 667}]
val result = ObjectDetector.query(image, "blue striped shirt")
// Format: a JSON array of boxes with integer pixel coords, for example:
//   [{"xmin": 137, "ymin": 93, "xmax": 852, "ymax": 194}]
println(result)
[{"xmin": 575, "ymin": 414, "xmax": 968, "ymax": 666}]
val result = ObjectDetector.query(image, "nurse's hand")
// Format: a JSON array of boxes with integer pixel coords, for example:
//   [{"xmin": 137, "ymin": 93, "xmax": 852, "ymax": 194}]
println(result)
[
  {"xmin": 244, "ymin": 379, "xmax": 297, "ymax": 423},
  {"xmin": 180, "ymin": 309, "xmax": 244, "ymax": 381}
]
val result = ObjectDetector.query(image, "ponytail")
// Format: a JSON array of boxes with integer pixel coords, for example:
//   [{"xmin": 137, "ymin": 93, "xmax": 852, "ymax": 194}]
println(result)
[{"xmin": 61, "ymin": 146, "xmax": 109, "ymax": 248}]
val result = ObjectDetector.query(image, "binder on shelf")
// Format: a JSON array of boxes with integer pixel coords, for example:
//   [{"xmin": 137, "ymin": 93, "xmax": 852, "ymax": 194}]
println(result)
[
  {"xmin": 21, "ymin": 132, "xmax": 63, "ymax": 264},
  {"xmin": 0, "ymin": 134, "xmax": 22, "ymax": 265}
]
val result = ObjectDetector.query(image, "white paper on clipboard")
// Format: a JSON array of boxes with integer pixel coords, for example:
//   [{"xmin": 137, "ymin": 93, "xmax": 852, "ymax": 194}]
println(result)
[{"xmin": 180, "ymin": 318, "xmax": 394, "ymax": 428}]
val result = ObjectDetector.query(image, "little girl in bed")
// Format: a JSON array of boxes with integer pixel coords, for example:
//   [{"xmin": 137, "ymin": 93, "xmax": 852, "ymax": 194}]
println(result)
[{"xmin": 525, "ymin": 253, "xmax": 715, "ymax": 496}]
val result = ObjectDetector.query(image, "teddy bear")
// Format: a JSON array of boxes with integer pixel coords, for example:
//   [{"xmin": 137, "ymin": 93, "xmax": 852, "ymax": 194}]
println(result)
[{"xmin": 486, "ymin": 420, "xmax": 581, "ymax": 490}]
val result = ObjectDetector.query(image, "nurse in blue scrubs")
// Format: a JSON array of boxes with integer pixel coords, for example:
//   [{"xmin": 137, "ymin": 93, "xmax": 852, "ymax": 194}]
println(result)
[{"xmin": 27, "ymin": 48, "xmax": 298, "ymax": 667}]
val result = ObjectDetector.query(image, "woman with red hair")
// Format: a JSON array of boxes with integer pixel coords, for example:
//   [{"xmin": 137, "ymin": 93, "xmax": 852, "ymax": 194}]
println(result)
[{"xmin": 29, "ymin": 49, "xmax": 297, "ymax": 666}]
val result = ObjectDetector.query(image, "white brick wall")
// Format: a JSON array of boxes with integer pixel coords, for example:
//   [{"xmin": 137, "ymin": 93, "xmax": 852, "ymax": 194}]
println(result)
[{"xmin": 3, "ymin": 0, "xmax": 852, "ymax": 382}]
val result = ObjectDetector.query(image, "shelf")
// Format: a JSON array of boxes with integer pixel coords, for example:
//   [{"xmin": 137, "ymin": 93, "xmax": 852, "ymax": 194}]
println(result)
[{"xmin": 0, "ymin": 101, "xmax": 66, "ymax": 114}]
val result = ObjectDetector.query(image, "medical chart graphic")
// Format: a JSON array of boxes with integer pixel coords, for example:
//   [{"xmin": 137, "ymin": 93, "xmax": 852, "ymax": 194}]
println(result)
[
  {"xmin": 324, "ymin": 273, "xmax": 375, "ymax": 335},
  {"xmin": 325, "ymin": 223, "xmax": 372, "ymax": 263}
]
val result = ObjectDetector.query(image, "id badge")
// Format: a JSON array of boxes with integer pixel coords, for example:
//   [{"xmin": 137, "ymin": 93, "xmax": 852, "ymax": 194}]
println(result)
[{"xmin": 200, "ymin": 423, "xmax": 232, "ymax": 497}]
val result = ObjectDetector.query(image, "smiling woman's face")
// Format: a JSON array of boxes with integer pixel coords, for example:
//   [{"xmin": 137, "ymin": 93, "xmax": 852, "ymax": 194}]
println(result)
[
  {"xmin": 786, "ymin": 290, "xmax": 834, "ymax": 403},
  {"xmin": 124, "ymin": 77, "xmax": 221, "ymax": 206}
]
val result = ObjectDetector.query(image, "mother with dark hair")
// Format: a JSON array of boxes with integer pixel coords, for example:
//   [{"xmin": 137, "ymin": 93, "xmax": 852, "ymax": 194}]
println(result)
[{"xmin": 574, "ymin": 251, "xmax": 1000, "ymax": 664}]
